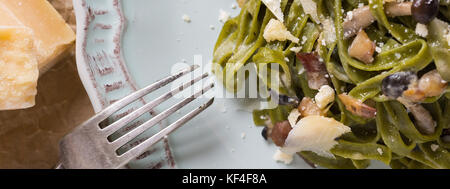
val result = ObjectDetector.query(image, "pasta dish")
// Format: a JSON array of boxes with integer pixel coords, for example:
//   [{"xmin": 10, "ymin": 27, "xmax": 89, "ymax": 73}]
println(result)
[{"xmin": 213, "ymin": 0, "xmax": 450, "ymax": 169}]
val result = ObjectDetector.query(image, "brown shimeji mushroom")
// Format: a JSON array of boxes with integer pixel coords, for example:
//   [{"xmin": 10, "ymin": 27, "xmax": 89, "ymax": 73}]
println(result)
[{"xmin": 348, "ymin": 30, "xmax": 376, "ymax": 64}]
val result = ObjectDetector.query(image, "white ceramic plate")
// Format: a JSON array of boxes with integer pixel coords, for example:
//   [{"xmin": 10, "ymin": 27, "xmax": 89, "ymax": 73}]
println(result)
[{"xmin": 74, "ymin": 0, "xmax": 388, "ymax": 169}]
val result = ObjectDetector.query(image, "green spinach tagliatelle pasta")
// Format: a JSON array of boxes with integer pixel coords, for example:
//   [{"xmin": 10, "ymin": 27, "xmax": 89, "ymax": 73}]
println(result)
[{"xmin": 213, "ymin": 0, "xmax": 450, "ymax": 169}]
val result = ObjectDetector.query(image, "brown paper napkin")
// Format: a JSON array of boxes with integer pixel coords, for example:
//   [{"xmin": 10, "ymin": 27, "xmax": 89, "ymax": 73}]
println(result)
[{"xmin": 0, "ymin": 0, "xmax": 94, "ymax": 169}]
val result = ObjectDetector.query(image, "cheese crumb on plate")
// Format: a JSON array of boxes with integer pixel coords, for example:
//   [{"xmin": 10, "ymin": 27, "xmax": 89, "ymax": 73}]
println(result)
[
  {"xmin": 182, "ymin": 14, "xmax": 191, "ymax": 23},
  {"xmin": 273, "ymin": 149, "xmax": 293, "ymax": 164}
]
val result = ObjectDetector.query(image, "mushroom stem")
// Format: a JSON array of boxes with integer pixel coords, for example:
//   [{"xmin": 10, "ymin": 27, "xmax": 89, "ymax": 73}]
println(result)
[
  {"xmin": 343, "ymin": 6, "xmax": 375, "ymax": 39},
  {"xmin": 348, "ymin": 30, "xmax": 376, "ymax": 64},
  {"xmin": 398, "ymin": 98, "xmax": 436, "ymax": 135},
  {"xmin": 386, "ymin": 2, "xmax": 413, "ymax": 17},
  {"xmin": 343, "ymin": 2, "xmax": 413, "ymax": 38},
  {"xmin": 409, "ymin": 104, "xmax": 436, "ymax": 135}
]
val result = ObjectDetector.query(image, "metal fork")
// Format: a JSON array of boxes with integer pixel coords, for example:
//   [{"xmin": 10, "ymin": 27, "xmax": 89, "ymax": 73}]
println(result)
[{"xmin": 58, "ymin": 65, "xmax": 214, "ymax": 169}]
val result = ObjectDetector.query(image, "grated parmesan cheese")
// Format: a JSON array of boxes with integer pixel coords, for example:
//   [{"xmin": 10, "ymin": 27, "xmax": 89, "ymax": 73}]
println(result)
[
  {"xmin": 430, "ymin": 144, "xmax": 439, "ymax": 152},
  {"xmin": 219, "ymin": 9, "xmax": 230, "ymax": 23},
  {"xmin": 322, "ymin": 18, "xmax": 336, "ymax": 45},
  {"xmin": 415, "ymin": 23, "xmax": 428, "ymax": 37},
  {"xmin": 344, "ymin": 11, "xmax": 353, "ymax": 22},
  {"xmin": 375, "ymin": 46, "xmax": 382, "ymax": 53},
  {"xmin": 315, "ymin": 85, "xmax": 335, "ymax": 109},
  {"xmin": 377, "ymin": 148, "xmax": 383, "ymax": 155},
  {"xmin": 290, "ymin": 46, "xmax": 303, "ymax": 53}
]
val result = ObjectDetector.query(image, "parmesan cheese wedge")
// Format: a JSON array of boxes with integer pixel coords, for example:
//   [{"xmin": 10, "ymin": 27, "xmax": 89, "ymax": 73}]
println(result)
[
  {"xmin": 0, "ymin": 0, "xmax": 75, "ymax": 110},
  {"xmin": 0, "ymin": 27, "xmax": 38, "ymax": 110},
  {"xmin": 299, "ymin": 0, "xmax": 320, "ymax": 23},
  {"xmin": 263, "ymin": 19, "xmax": 299, "ymax": 43},
  {"xmin": 0, "ymin": 0, "xmax": 75, "ymax": 73},
  {"xmin": 281, "ymin": 115, "xmax": 351, "ymax": 158},
  {"xmin": 262, "ymin": 0, "xmax": 284, "ymax": 22}
]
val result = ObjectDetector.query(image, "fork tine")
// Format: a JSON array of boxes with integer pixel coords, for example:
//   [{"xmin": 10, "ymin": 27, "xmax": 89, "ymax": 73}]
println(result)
[
  {"xmin": 99, "ymin": 65, "xmax": 199, "ymax": 118},
  {"xmin": 110, "ymin": 82, "xmax": 214, "ymax": 150},
  {"xmin": 102, "ymin": 72, "xmax": 209, "ymax": 136},
  {"xmin": 116, "ymin": 97, "xmax": 215, "ymax": 168}
]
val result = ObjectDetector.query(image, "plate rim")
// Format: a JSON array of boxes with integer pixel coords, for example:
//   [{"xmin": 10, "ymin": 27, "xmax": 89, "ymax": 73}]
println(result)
[
  {"xmin": 73, "ymin": 0, "xmax": 132, "ymax": 112},
  {"xmin": 72, "ymin": 0, "xmax": 176, "ymax": 169}
]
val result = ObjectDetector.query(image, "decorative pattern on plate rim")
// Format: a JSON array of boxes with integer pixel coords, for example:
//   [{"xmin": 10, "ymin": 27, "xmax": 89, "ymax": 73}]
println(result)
[{"xmin": 73, "ymin": 0, "xmax": 175, "ymax": 169}]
